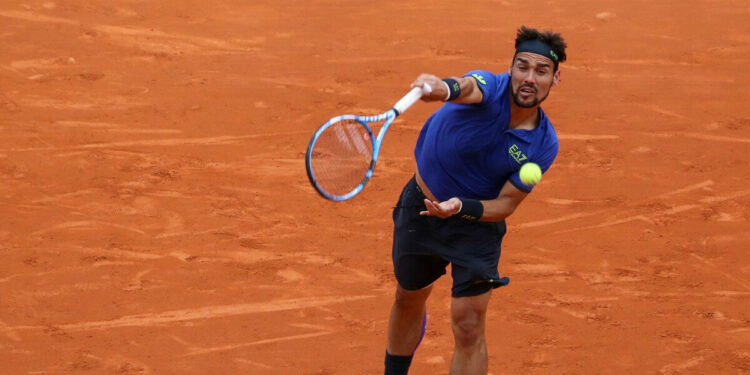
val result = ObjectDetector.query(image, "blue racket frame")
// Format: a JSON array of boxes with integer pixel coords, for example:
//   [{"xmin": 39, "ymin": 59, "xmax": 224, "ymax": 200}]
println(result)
[
  {"xmin": 305, "ymin": 85, "xmax": 430, "ymax": 201},
  {"xmin": 305, "ymin": 110, "xmax": 396, "ymax": 201}
]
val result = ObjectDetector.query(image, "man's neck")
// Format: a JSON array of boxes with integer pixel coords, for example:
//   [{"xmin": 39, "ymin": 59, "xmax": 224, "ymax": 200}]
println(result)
[{"xmin": 509, "ymin": 102, "xmax": 540, "ymax": 130}]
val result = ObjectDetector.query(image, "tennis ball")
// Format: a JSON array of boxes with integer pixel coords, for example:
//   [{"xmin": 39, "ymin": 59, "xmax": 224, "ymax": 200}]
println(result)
[{"xmin": 519, "ymin": 162, "xmax": 542, "ymax": 186}]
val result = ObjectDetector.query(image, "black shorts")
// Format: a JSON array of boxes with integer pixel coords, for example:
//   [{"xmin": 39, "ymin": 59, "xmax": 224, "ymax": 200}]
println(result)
[{"xmin": 391, "ymin": 176, "xmax": 509, "ymax": 297}]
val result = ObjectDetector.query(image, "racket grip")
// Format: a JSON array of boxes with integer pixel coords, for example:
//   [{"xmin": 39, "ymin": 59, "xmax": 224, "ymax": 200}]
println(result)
[{"xmin": 393, "ymin": 83, "xmax": 431, "ymax": 115}]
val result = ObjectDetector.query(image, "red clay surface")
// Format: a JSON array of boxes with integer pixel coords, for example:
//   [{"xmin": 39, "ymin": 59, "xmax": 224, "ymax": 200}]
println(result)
[{"xmin": 1, "ymin": 1, "xmax": 748, "ymax": 374}]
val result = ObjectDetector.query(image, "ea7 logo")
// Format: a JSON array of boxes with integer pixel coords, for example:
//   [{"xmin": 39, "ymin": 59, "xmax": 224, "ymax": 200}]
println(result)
[
  {"xmin": 509, "ymin": 144, "xmax": 528, "ymax": 163},
  {"xmin": 471, "ymin": 73, "xmax": 487, "ymax": 85}
]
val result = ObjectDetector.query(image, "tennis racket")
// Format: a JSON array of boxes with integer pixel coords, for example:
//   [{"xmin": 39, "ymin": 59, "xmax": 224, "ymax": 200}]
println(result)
[{"xmin": 305, "ymin": 83, "xmax": 432, "ymax": 201}]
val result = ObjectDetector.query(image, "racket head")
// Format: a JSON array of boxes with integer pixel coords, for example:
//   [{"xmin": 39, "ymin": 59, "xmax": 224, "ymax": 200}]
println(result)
[{"xmin": 305, "ymin": 115, "xmax": 376, "ymax": 201}]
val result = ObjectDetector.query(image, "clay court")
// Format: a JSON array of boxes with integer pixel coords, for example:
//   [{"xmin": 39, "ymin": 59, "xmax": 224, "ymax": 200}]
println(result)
[{"xmin": 1, "ymin": 0, "xmax": 748, "ymax": 374}]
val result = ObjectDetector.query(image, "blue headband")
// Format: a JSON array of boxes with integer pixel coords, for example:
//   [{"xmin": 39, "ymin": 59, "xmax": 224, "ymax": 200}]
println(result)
[{"xmin": 515, "ymin": 39, "xmax": 559, "ymax": 68}]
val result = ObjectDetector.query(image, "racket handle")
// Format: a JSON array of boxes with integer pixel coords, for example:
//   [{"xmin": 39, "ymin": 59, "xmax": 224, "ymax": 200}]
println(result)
[{"xmin": 393, "ymin": 83, "xmax": 431, "ymax": 115}]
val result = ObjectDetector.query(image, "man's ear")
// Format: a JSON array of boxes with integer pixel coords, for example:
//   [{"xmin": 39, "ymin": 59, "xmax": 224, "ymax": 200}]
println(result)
[{"xmin": 552, "ymin": 69, "xmax": 561, "ymax": 86}]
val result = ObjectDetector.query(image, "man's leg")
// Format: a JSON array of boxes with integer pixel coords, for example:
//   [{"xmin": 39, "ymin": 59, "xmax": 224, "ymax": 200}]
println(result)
[
  {"xmin": 387, "ymin": 284, "xmax": 432, "ymax": 354},
  {"xmin": 449, "ymin": 290, "xmax": 492, "ymax": 375},
  {"xmin": 384, "ymin": 284, "xmax": 432, "ymax": 375}
]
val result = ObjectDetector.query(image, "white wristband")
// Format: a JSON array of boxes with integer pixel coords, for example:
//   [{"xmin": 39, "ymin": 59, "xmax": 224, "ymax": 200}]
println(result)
[{"xmin": 442, "ymin": 81, "xmax": 451, "ymax": 101}]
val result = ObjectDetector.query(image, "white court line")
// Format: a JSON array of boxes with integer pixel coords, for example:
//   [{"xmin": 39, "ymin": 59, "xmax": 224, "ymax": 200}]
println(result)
[
  {"xmin": 690, "ymin": 254, "xmax": 750, "ymax": 291},
  {"xmin": 681, "ymin": 132, "xmax": 750, "ymax": 144},
  {"xmin": 3, "ymin": 295, "xmax": 375, "ymax": 332},
  {"xmin": 517, "ymin": 212, "xmax": 596, "ymax": 229},
  {"xmin": 556, "ymin": 187, "xmax": 750, "ymax": 233},
  {"xmin": 557, "ymin": 133, "xmax": 620, "ymax": 140},
  {"xmin": 0, "ymin": 10, "xmax": 256, "ymax": 51},
  {"xmin": 640, "ymin": 131, "xmax": 750, "ymax": 144},
  {"xmin": 0, "ymin": 320, "xmax": 22, "ymax": 341},
  {"xmin": 31, "ymin": 220, "xmax": 146, "ymax": 237},
  {"xmin": 638, "ymin": 104, "xmax": 688, "ymax": 119},
  {"xmin": 555, "ymin": 215, "xmax": 653, "ymax": 234},
  {"xmin": 699, "ymin": 188, "xmax": 750, "ymax": 203},
  {"xmin": 234, "ymin": 358, "xmax": 273, "ymax": 369},
  {"xmin": 1, "ymin": 131, "xmax": 309, "ymax": 152},
  {"xmin": 518, "ymin": 180, "xmax": 713, "ymax": 229},
  {"xmin": 183, "ymin": 330, "xmax": 335, "ymax": 357}
]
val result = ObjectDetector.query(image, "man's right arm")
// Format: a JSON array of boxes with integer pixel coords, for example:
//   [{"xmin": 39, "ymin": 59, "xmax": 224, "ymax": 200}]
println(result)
[{"xmin": 410, "ymin": 73, "xmax": 484, "ymax": 104}]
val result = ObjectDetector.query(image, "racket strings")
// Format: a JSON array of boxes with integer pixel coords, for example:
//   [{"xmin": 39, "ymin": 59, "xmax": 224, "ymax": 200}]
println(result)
[{"xmin": 310, "ymin": 119, "xmax": 373, "ymax": 197}]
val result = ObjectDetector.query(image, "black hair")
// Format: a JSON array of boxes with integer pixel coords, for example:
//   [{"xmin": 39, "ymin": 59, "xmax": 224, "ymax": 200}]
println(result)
[{"xmin": 514, "ymin": 25, "xmax": 567, "ymax": 69}]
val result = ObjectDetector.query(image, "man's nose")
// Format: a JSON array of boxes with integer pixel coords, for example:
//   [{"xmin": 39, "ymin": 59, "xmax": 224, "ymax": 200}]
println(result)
[{"xmin": 522, "ymin": 70, "xmax": 535, "ymax": 84}]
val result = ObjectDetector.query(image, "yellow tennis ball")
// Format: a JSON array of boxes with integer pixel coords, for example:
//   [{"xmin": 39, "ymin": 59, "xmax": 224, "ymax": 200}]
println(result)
[{"xmin": 519, "ymin": 162, "xmax": 542, "ymax": 186}]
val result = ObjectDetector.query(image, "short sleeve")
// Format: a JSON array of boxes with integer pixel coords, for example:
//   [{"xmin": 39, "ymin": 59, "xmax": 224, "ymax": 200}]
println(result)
[
  {"xmin": 509, "ymin": 141, "xmax": 559, "ymax": 193},
  {"xmin": 463, "ymin": 70, "xmax": 498, "ymax": 106}
]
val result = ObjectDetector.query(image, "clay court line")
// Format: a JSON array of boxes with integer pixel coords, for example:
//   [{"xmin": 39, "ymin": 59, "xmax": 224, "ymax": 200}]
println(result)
[
  {"xmin": 158, "ymin": 227, "xmax": 235, "ymax": 239},
  {"xmin": 31, "ymin": 188, "xmax": 100, "ymax": 203},
  {"xmin": 0, "ymin": 10, "xmax": 255, "ymax": 52},
  {"xmin": 517, "ymin": 212, "xmax": 607, "ymax": 229},
  {"xmin": 326, "ymin": 53, "xmax": 463, "ymax": 63},
  {"xmin": 94, "ymin": 24, "xmax": 257, "ymax": 51},
  {"xmin": 641, "ymin": 131, "xmax": 750, "ymax": 144},
  {"xmin": 552, "ymin": 186, "xmax": 750, "ymax": 233},
  {"xmin": 557, "ymin": 307, "xmax": 590, "ymax": 320},
  {"xmin": 638, "ymin": 104, "xmax": 688, "ymax": 119},
  {"xmin": 553, "ymin": 295, "xmax": 621, "ymax": 304},
  {"xmin": 681, "ymin": 132, "xmax": 750, "ymax": 144},
  {"xmin": 690, "ymin": 254, "xmax": 750, "ymax": 291},
  {"xmin": 712, "ymin": 291, "xmax": 750, "ymax": 297},
  {"xmin": 2, "ymin": 131, "xmax": 309, "ymax": 152},
  {"xmin": 614, "ymin": 288, "xmax": 750, "ymax": 298},
  {"xmin": 518, "ymin": 180, "xmax": 714, "ymax": 229},
  {"xmin": 65, "ymin": 245, "xmax": 164, "ymax": 260},
  {"xmin": 183, "ymin": 330, "xmax": 335, "ymax": 357},
  {"xmin": 556, "ymin": 133, "xmax": 620, "ymax": 140},
  {"xmin": 0, "ymin": 265, "xmax": 111, "ymax": 284},
  {"xmin": 55, "ymin": 121, "xmax": 123, "ymax": 129},
  {"xmin": 593, "ymin": 58, "xmax": 699, "ymax": 66},
  {"xmin": 1, "ymin": 65, "xmax": 26, "ymax": 77},
  {"xmin": 657, "ymin": 180, "xmax": 714, "ymax": 198},
  {"xmin": 31, "ymin": 220, "xmax": 146, "ymax": 237},
  {"xmin": 15, "ymin": 95, "xmax": 146, "ymax": 111},
  {"xmin": 699, "ymin": 188, "xmax": 750, "ymax": 203},
  {"xmin": 556, "ymin": 186, "xmax": 750, "ymax": 233},
  {"xmin": 55, "ymin": 121, "xmax": 181, "ymax": 135},
  {"xmin": 0, "ymin": 10, "xmax": 77, "ymax": 25},
  {"xmin": 318, "ymin": 226, "xmax": 389, "ymax": 239},
  {"xmin": 0, "ymin": 319, "xmax": 22, "ymax": 341},
  {"xmin": 3, "ymin": 295, "xmax": 374, "ymax": 332},
  {"xmin": 234, "ymin": 358, "xmax": 272, "ymax": 369},
  {"xmin": 106, "ymin": 128, "xmax": 183, "ymax": 135},
  {"xmin": 659, "ymin": 355, "xmax": 705, "ymax": 373}
]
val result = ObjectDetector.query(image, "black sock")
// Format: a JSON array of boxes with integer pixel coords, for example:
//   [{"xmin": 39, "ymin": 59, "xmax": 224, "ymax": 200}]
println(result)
[{"xmin": 384, "ymin": 350, "xmax": 413, "ymax": 375}]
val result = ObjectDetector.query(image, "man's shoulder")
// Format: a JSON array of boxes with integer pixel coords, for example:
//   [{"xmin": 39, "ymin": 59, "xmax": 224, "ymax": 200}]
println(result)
[{"xmin": 463, "ymin": 70, "xmax": 510, "ymax": 108}]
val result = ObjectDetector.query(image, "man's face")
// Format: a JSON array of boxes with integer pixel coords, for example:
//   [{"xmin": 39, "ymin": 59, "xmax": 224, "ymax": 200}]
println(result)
[{"xmin": 509, "ymin": 52, "xmax": 561, "ymax": 108}]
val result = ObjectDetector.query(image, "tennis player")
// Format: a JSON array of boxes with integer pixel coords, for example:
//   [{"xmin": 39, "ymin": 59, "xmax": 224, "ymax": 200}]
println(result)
[{"xmin": 384, "ymin": 26, "xmax": 567, "ymax": 374}]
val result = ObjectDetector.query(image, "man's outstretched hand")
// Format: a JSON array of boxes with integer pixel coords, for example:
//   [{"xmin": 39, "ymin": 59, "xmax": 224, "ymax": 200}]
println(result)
[{"xmin": 420, "ymin": 197, "xmax": 462, "ymax": 218}]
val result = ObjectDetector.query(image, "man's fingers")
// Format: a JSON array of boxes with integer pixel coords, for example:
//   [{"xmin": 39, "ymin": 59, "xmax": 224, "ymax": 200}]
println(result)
[
  {"xmin": 419, "ymin": 199, "xmax": 454, "ymax": 218},
  {"xmin": 421, "ymin": 199, "xmax": 439, "ymax": 216},
  {"xmin": 424, "ymin": 199, "xmax": 437, "ymax": 211}
]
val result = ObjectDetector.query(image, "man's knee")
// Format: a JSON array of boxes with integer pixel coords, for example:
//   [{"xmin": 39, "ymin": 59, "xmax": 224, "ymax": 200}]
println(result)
[
  {"xmin": 393, "ymin": 285, "xmax": 432, "ymax": 311},
  {"xmin": 451, "ymin": 314, "xmax": 484, "ymax": 347},
  {"xmin": 450, "ymin": 294, "xmax": 490, "ymax": 347}
]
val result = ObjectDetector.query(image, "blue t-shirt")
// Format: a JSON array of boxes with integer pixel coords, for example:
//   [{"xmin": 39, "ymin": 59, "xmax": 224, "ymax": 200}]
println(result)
[{"xmin": 414, "ymin": 71, "xmax": 559, "ymax": 201}]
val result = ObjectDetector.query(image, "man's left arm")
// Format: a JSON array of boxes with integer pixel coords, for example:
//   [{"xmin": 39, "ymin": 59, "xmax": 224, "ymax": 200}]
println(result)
[{"xmin": 420, "ymin": 180, "xmax": 528, "ymax": 222}]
